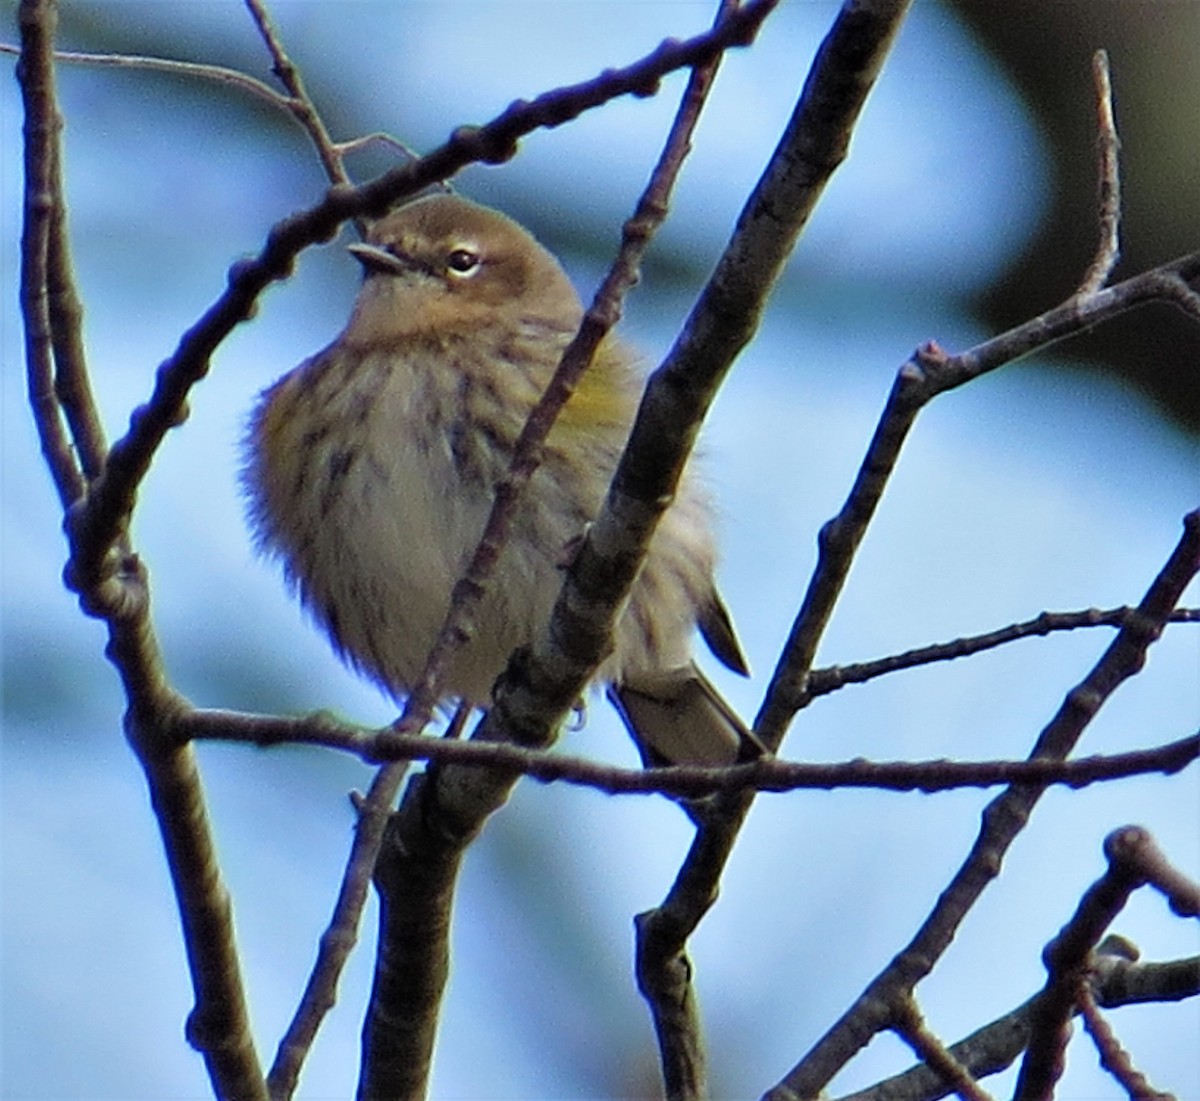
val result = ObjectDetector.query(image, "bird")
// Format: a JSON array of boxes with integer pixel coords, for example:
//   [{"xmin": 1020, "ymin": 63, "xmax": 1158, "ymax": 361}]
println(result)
[{"xmin": 243, "ymin": 193, "xmax": 760, "ymax": 767}]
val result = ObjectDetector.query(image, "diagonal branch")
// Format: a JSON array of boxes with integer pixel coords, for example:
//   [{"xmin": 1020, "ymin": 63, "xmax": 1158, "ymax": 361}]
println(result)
[
  {"xmin": 242, "ymin": 0, "xmax": 356, "ymax": 190},
  {"xmin": 891, "ymin": 997, "xmax": 995, "ymax": 1101},
  {"xmin": 802, "ymin": 606, "xmax": 1200, "ymax": 704}
]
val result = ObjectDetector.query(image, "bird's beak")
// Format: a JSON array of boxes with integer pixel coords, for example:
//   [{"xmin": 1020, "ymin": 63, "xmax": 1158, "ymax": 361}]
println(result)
[{"xmin": 347, "ymin": 242, "xmax": 410, "ymax": 277}]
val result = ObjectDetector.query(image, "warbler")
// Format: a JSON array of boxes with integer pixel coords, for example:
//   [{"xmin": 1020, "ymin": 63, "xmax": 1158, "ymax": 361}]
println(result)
[{"xmin": 243, "ymin": 193, "xmax": 760, "ymax": 766}]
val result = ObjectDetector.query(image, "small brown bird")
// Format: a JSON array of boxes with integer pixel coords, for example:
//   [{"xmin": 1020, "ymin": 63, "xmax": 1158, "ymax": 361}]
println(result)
[{"xmin": 243, "ymin": 194, "xmax": 759, "ymax": 765}]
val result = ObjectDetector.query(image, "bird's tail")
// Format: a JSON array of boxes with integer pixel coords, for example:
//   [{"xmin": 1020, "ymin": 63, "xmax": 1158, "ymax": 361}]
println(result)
[{"xmin": 608, "ymin": 665, "xmax": 765, "ymax": 767}]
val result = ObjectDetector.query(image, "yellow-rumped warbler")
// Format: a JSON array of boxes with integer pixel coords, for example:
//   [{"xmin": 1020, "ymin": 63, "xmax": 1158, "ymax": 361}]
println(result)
[{"xmin": 243, "ymin": 194, "xmax": 759, "ymax": 765}]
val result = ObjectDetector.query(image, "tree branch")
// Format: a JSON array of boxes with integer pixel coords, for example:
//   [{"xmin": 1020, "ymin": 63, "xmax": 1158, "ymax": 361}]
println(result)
[
  {"xmin": 891, "ymin": 998, "xmax": 995, "ymax": 1101},
  {"xmin": 184, "ymin": 709, "xmax": 1200, "ymax": 800},
  {"xmin": 15, "ymin": 0, "xmax": 85, "ymax": 508},
  {"xmin": 17, "ymin": 4, "xmax": 266, "ymax": 1097},
  {"xmin": 1078, "ymin": 984, "xmax": 1172, "ymax": 1101},
  {"xmin": 242, "ymin": 0, "xmax": 356, "ymax": 191},
  {"xmin": 803, "ymin": 606, "xmax": 1199, "ymax": 705},
  {"xmin": 1075, "ymin": 49, "xmax": 1121, "ymax": 298}
]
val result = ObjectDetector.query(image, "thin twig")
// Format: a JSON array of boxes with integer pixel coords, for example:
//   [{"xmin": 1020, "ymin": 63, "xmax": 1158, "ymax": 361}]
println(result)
[
  {"xmin": 334, "ymin": 131, "xmax": 421, "ymax": 162},
  {"xmin": 15, "ymin": 1, "xmax": 85, "ymax": 508},
  {"xmin": 803, "ymin": 606, "xmax": 1200, "ymax": 705},
  {"xmin": 1075, "ymin": 50, "xmax": 1121, "ymax": 297},
  {"xmin": 891, "ymin": 998, "xmax": 994, "ymax": 1101},
  {"xmin": 0, "ymin": 37, "xmax": 421, "ymax": 180},
  {"xmin": 1078, "ymin": 986, "xmax": 1174, "ymax": 1101},
  {"xmin": 266, "ymin": 762, "xmax": 408, "ymax": 1101},
  {"xmin": 0, "ymin": 41, "xmax": 294, "ymax": 110},
  {"xmin": 242, "ymin": 0, "xmax": 354, "ymax": 189}
]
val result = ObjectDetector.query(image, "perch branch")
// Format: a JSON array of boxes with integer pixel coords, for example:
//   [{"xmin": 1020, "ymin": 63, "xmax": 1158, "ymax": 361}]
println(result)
[{"xmin": 183, "ymin": 709, "xmax": 1200, "ymax": 800}]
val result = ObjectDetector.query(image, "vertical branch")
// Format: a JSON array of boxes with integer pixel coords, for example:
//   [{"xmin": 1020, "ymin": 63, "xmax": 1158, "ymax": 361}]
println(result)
[
  {"xmin": 17, "ymin": 5, "xmax": 266, "ymax": 1098},
  {"xmin": 16, "ymin": 0, "xmax": 85, "ymax": 507},
  {"xmin": 266, "ymin": 759, "xmax": 409, "ymax": 1101},
  {"xmin": 1075, "ymin": 49, "xmax": 1121, "ymax": 297},
  {"xmin": 46, "ymin": 152, "xmax": 107, "ymax": 480}
]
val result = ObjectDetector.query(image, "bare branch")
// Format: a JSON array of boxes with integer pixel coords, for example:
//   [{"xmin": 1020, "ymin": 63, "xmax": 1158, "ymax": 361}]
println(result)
[
  {"xmin": 764, "ymin": 248, "xmax": 1200, "ymax": 733},
  {"xmin": 803, "ymin": 606, "xmax": 1200, "ymax": 705},
  {"xmin": 242, "ymin": 0, "xmax": 355, "ymax": 189},
  {"xmin": 47, "ymin": 160, "xmax": 107, "ymax": 482},
  {"xmin": 15, "ymin": 0, "xmax": 85, "ymax": 507},
  {"xmin": 0, "ymin": 36, "xmax": 420, "ymax": 180},
  {"xmin": 17, "ymin": 5, "xmax": 265, "ymax": 1097},
  {"xmin": 891, "ymin": 998, "xmax": 995, "ymax": 1101},
  {"xmin": 265, "ymin": 763, "xmax": 408, "ymax": 1101},
  {"xmin": 0, "ymin": 40, "xmax": 296, "ymax": 110},
  {"xmin": 184, "ymin": 707, "xmax": 1200, "ymax": 799},
  {"xmin": 1078, "ymin": 986, "xmax": 1173, "ymax": 1101},
  {"xmin": 1075, "ymin": 50, "xmax": 1121, "ymax": 297},
  {"xmin": 1150, "ymin": 268, "xmax": 1200, "ymax": 322}
]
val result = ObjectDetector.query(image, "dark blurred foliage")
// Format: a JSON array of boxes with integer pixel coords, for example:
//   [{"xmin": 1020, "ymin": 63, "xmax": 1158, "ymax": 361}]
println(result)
[{"xmin": 953, "ymin": 0, "xmax": 1200, "ymax": 434}]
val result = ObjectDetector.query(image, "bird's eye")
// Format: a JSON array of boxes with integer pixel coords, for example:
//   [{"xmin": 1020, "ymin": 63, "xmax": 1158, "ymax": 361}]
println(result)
[{"xmin": 446, "ymin": 248, "xmax": 481, "ymax": 276}]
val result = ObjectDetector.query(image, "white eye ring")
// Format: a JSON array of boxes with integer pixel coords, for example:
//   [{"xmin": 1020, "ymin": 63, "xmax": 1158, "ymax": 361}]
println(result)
[{"xmin": 446, "ymin": 247, "xmax": 481, "ymax": 277}]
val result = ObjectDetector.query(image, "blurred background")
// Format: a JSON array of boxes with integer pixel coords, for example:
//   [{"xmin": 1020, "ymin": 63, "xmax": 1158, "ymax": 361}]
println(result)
[{"xmin": 2, "ymin": 2, "xmax": 1197, "ymax": 1099}]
